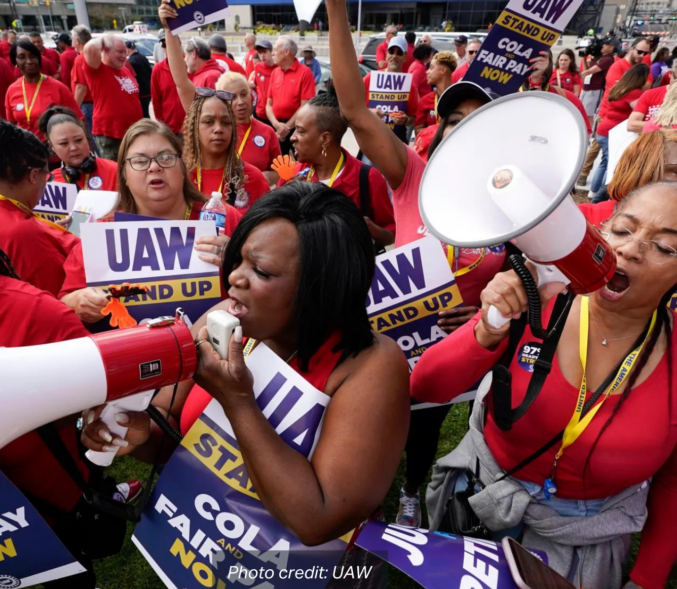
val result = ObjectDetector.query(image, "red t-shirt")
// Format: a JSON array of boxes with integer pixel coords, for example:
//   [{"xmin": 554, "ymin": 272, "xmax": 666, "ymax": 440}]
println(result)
[
  {"xmin": 413, "ymin": 123, "xmax": 438, "ymax": 162},
  {"xmin": 363, "ymin": 72, "xmax": 420, "ymax": 119},
  {"xmin": 71, "ymin": 53, "xmax": 93, "ymax": 102},
  {"xmin": 549, "ymin": 69, "xmax": 582, "ymax": 93},
  {"xmin": 151, "ymin": 58, "xmax": 186, "ymax": 134},
  {"xmin": 244, "ymin": 48, "xmax": 258, "ymax": 78},
  {"xmin": 4, "ymin": 75, "xmax": 83, "ymax": 141},
  {"xmin": 549, "ymin": 85, "xmax": 592, "ymax": 135},
  {"xmin": 0, "ymin": 57, "xmax": 14, "ymax": 120},
  {"xmin": 283, "ymin": 150, "xmax": 396, "ymax": 234},
  {"xmin": 410, "ymin": 299, "xmax": 677, "ymax": 589},
  {"xmin": 597, "ymin": 88, "xmax": 643, "ymax": 136},
  {"xmin": 0, "ymin": 40, "xmax": 10, "ymax": 66},
  {"xmin": 237, "ymin": 118, "xmax": 280, "ymax": 172},
  {"xmin": 212, "ymin": 53, "xmax": 246, "ymax": 77},
  {"xmin": 85, "ymin": 61, "xmax": 141, "ymax": 139},
  {"xmin": 190, "ymin": 58, "xmax": 224, "ymax": 89},
  {"xmin": 59, "ymin": 46, "xmax": 77, "ymax": 90},
  {"xmin": 268, "ymin": 60, "xmax": 316, "ymax": 121},
  {"xmin": 0, "ymin": 275, "xmax": 90, "ymax": 515},
  {"xmin": 190, "ymin": 162, "xmax": 269, "ymax": 214},
  {"xmin": 600, "ymin": 58, "xmax": 652, "ymax": 117},
  {"xmin": 0, "ymin": 198, "xmax": 80, "ymax": 297},
  {"xmin": 633, "ymin": 84, "xmax": 668, "ymax": 122},
  {"xmin": 376, "ymin": 40, "xmax": 388, "ymax": 70},
  {"xmin": 408, "ymin": 59, "xmax": 432, "ymax": 99},
  {"xmin": 252, "ymin": 62, "xmax": 276, "ymax": 119},
  {"xmin": 51, "ymin": 157, "xmax": 118, "ymax": 192},
  {"xmin": 392, "ymin": 146, "xmax": 506, "ymax": 306},
  {"xmin": 42, "ymin": 47, "xmax": 60, "ymax": 69},
  {"xmin": 403, "ymin": 43, "xmax": 415, "ymax": 74},
  {"xmin": 579, "ymin": 200, "xmax": 616, "ymax": 228},
  {"xmin": 660, "ymin": 70, "xmax": 671, "ymax": 86},
  {"xmin": 415, "ymin": 90, "xmax": 438, "ymax": 128},
  {"xmin": 451, "ymin": 61, "xmax": 470, "ymax": 84}
]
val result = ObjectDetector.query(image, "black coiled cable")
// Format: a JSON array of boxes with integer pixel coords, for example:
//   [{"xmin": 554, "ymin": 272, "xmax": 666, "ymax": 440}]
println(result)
[
  {"xmin": 509, "ymin": 253, "xmax": 548, "ymax": 339},
  {"xmin": 147, "ymin": 404, "xmax": 184, "ymax": 445}
]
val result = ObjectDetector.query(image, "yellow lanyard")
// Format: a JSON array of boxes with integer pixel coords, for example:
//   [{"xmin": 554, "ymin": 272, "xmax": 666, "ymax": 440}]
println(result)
[
  {"xmin": 555, "ymin": 296, "xmax": 657, "ymax": 463},
  {"xmin": 0, "ymin": 193, "xmax": 69, "ymax": 234},
  {"xmin": 237, "ymin": 124, "xmax": 253, "ymax": 159},
  {"xmin": 434, "ymin": 93, "xmax": 441, "ymax": 124},
  {"xmin": 446, "ymin": 245, "xmax": 485, "ymax": 277},
  {"xmin": 306, "ymin": 153, "xmax": 345, "ymax": 188},
  {"xmin": 21, "ymin": 75, "xmax": 44, "ymax": 126},
  {"xmin": 195, "ymin": 165, "xmax": 224, "ymax": 196},
  {"xmin": 184, "ymin": 204, "xmax": 192, "ymax": 220}
]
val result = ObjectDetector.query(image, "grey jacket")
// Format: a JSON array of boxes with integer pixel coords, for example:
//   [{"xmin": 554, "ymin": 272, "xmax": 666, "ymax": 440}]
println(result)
[{"xmin": 426, "ymin": 397, "xmax": 650, "ymax": 589}]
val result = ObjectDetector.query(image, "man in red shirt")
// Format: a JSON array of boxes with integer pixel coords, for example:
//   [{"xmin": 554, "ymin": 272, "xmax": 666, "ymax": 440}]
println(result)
[
  {"xmin": 84, "ymin": 33, "xmax": 142, "ymax": 160},
  {"xmin": 451, "ymin": 37, "xmax": 482, "ymax": 83},
  {"xmin": 0, "ymin": 56, "xmax": 13, "ymax": 120},
  {"xmin": 0, "ymin": 31, "xmax": 11, "ymax": 66},
  {"xmin": 408, "ymin": 43, "xmax": 434, "ymax": 101},
  {"xmin": 363, "ymin": 36, "xmax": 420, "ymax": 144},
  {"xmin": 70, "ymin": 25, "xmax": 95, "ymax": 145},
  {"xmin": 403, "ymin": 31, "xmax": 416, "ymax": 73},
  {"xmin": 28, "ymin": 32, "xmax": 61, "ymax": 79},
  {"xmin": 266, "ymin": 36, "xmax": 316, "ymax": 155},
  {"xmin": 627, "ymin": 61, "xmax": 677, "ymax": 132},
  {"xmin": 243, "ymin": 33, "xmax": 258, "ymax": 78},
  {"xmin": 376, "ymin": 26, "xmax": 398, "ymax": 70},
  {"xmin": 151, "ymin": 57, "xmax": 185, "ymax": 134},
  {"xmin": 57, "ymin": 32, "xmax": 77, "ymax": 91},
  {"xmin": 184, "ymin": 36, "xmax": 223, "ymax": 88},
  {"xmin": 415, "ymin": 50, "xmax": 456, "ymax": 133},
  {"xmin": 251, "ymin": 39, "xmax": 276, "ymax": 123},
  {"xmin": 208, "ymin": 34, "xmax": 246, "ymax": 76}
]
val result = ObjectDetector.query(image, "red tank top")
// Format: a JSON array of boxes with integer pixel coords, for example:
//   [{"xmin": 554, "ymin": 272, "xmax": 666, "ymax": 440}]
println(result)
[{"xmin": 180, "ymin": 331, "xmax": 345, "ymax": 434}]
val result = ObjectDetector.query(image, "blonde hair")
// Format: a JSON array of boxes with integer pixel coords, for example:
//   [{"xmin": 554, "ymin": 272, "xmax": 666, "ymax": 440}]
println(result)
[
  {"xmin": 432, "ymin": 51, "xmax": 457, "ymax": 73},
  {"xmin": 607, "ymin": 129, "xmax": 677, "ymax": 202},
  {"xmin": 654, "ymin": 83, "xmax": 677, "ymax": 128},
  {"xmin": 182, "ymin": 94, "xmax": 247, "ymax": 205},
  {"xmin": 117, "ymin": 119, "xmax": 205, "ymax": 214},
  {"xmin": 216, "ymin": 71, "xmax": 250, "ymax": 96}
]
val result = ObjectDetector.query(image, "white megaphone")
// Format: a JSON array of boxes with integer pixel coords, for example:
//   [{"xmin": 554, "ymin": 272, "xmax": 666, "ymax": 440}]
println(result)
[
  {"xmin": 0, "ymin": 314, "xmax": 197, "ymax": 463},
  {"xmin": 419, "ymin": 92, "xmax": 616, "ymax": 328}
]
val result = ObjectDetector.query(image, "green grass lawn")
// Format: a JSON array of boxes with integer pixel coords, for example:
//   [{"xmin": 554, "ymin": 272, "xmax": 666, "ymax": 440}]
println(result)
[{"xmin": 52, "ymin": 402, "xmax": 674, "ymax": 589}]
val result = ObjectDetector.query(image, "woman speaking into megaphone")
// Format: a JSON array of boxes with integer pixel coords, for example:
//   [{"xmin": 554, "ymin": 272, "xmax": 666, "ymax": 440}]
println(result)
[{"xmin": 412, "ymin": 182, "xmax": 677, "ymax": 589}]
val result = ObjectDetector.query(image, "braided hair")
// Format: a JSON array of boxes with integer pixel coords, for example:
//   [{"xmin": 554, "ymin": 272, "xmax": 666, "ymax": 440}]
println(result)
[
  {"xmin": 0, "ymin": 120, "xmax": 49, "ymax": 184},
  {"xmin": 0, "ymin": 248, "xmax": 20, "ymax": 280},
  {"xmin": 182, "ymin": 94, "xmax": 247, "ymax": 207},
  {"xmin": 306, "ymin": 87, "xmax": 348, "ymax": 142}
]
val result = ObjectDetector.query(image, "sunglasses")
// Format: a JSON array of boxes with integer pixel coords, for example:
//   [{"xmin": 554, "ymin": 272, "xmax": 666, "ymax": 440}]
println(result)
[
  {"xmin": 468, "ymin": 50, "xmax": 479, "ymax": 55},
  {"xmin": 635, "ymin": 49, "xmax": 650, "ymax": 56},
  {"xmin": 195, "ymin": 87, "xmax": 235, "ymax": 101},
  {"xmin": 388, "ymin": 48, "xmax": 404, "ymax": 56}
]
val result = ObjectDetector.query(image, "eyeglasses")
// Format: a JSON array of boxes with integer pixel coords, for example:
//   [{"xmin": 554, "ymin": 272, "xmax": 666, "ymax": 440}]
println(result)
[
  {"xmin": 387, "ymin": 49, "xmax": 404, "ymax": 56},
  {"xmin": 468, "ymin": 50, "xmax": 479, "ymax": 55},
  {"xmin": 599, "ymin": 224, "xmax": 677, "ymax": 264},
  {"xmin": 125, "ymin": 153, "xmax": 180, "ymax": 171},
  {"xmin": 635, "ymin": 49, "xmax": 650, "ymax": 56},
  {"xmin": 29, "ymin": 166, "xmax": 53, "ymax": 182},
  {"xmin": 195, "ymin": 87, "xmax": 235, "ymax": 101}
]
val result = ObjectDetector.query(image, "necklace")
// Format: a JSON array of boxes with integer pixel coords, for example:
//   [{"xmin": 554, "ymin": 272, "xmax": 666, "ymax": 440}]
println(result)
[{"xmin": 589, "ymin": 301, "xmax": 646, "ymax": 346}]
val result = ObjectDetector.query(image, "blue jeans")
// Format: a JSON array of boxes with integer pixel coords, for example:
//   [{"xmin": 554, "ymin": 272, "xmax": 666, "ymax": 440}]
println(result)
[
  {"xmin": 590, "ymin": 133, "xmax": 609, "ymax": 197},
  {"xmin": 81, "ymin": 101, "xmax": 100, "ymax": 156}
]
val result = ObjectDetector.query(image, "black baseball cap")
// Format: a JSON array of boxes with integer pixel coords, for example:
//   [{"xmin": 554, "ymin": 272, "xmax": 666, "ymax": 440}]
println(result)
[
  {"xmin": 454, "ymin": 35, "xmax": 468, "ymax": 45},
  {"xmin": 437, "ymin": 81, "xmax": 498, "ymax": 120},
  {"xmin": 56, "ymin": 32, "xmax": 71, "ymax": 44},
  {"xmin": 255, "ymin": 40, "xmax": 273, "ymax": 51}
]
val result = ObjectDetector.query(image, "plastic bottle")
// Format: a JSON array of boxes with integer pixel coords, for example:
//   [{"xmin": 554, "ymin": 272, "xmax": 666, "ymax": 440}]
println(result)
[{"xmin": 200, "ymin": 191, "xmax": 227, "ymax": 234}]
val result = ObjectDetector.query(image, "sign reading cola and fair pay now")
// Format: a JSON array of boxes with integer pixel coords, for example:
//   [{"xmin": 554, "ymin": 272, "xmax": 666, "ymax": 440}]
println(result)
[{"xmin": 464, "ymin": 0, "xmax": 585, "ymax": 95}]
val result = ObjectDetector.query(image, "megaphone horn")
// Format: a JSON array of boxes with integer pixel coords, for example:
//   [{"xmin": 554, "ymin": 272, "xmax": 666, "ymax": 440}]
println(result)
[{"xmin": 419, "ymin": 92, "xmax": 616, "ymax": 328}]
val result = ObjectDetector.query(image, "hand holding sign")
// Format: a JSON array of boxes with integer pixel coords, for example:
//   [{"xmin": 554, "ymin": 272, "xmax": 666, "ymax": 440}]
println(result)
[{"xmin": 158, "ymin": 0, "xmax": 178, "ymax": 28}]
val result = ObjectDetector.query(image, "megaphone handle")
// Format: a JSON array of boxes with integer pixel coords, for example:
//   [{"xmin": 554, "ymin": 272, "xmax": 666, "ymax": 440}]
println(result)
[
  {"xmin": 487, "ymin": 306, "xmax": 511, "ymax": 329},
  {"xmin": 85, "ymin": 391, "xmax": 154, "ymax": 467}
]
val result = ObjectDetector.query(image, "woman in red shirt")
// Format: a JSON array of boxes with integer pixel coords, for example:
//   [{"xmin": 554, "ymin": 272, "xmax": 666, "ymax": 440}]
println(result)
[
  {"xmin": 549, "ymin": 48, "xmax": 582, "ymax": 95},
  {"xmin": 590, "ymin": 64, "xmax": 649, "ymax": 204},
  {"xmin": 60, "ymin": 119, "xmax": 241, "ymax": 324},
  {"xmin": 39, "ymin": 106, "xmax": 118, "ymax": 191},
  {"xmin": 81, "ymin": 182, "xmax": 410, "ymax": 548},
  {"xmin": 216, "ymin": 71, "xmax": 281, "ymax": 185},
  {"xmin": 159, "ymin": 7, "xmax": 269, "ymax": 213},
  {"xmin": 412, "ymin": 183, "xmax": 677, "ymax": 589},
  {"xmin": 5, "ymin": 40, "xmax": 82, "ymax": 141}
]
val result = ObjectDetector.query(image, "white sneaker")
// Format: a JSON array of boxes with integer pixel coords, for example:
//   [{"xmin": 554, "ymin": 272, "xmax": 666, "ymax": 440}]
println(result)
[{"xmin": 396, "ymin": 488, "xmax": 421, "ymax": 528}]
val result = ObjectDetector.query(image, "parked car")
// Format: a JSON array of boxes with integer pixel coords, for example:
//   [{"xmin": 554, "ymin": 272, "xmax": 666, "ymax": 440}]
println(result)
[
  {"xmin": 359, "ymin": 31, "xmax": 488, "ymax": 70},
  {"xmin": 316, "ymin": 59, "xmax": 371, "ymax": 93}
]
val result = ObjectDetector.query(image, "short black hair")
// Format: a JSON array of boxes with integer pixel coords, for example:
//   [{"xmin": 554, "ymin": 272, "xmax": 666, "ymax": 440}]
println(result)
[
  {"xmin": 222, "ymin": 182, "xmax": 376, "ymax": 371},
  {"xmin": 0, "ymin": 120, "xmax": 49, "ymax": 183},
  {"xmin": 413, "ymin": 44, "xmax": 433, "ymax": 61},
  {"xmin": 38, "ymin": 106, "xmax": 88, "ymax": 141},
  {"xmin": 306, "ymin": 90, "xmax": 348, "ymax": 142},
  {"xmin": 405, "ymin": 31, "xmax": 416, "ymax": 44},
  {"xmin": 10, "ymin": 39, "xmax": 41, "ymax": 67}
]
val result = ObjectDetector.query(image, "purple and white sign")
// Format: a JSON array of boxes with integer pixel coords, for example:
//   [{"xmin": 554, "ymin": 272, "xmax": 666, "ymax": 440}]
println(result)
[
  {"xmin": 168, "ymin": 0, "xmax": 230, "ymax": 35},
  {"xmin": 464, "ymin": 0, "xmax": 586, "ymax": 95}
]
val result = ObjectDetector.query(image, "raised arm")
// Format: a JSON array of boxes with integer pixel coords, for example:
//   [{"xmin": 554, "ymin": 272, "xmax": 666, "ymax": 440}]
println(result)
[
  {"xmin": 159, "ymin": 0, "xmax": 195, "ymax": 112},
  {"xmin": 326, "ymin": 0, "xmax": 409, "ymax": 189},
  {"xmin": 83, "ymin": 37, "xmax": 103, "ymax": 70}
]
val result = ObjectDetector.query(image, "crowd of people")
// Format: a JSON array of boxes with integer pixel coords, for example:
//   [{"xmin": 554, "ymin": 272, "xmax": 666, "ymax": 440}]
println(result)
[{"xmin": 1, "ymin": 2, "xmax": 677, "ymax": 588}]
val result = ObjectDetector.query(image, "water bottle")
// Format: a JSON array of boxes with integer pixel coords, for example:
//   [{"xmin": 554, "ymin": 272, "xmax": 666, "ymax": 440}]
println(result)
[{"xmin": 200, "ymin": 191, "xmax": 227, "ymax": 235}]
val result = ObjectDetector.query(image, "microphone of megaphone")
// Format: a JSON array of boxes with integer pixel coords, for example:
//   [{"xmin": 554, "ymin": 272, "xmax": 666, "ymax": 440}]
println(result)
[
  {"xmin": 0, "ymin": 314, "xmax": 197, "ymax": 456},
  {"xmin": 419, "ymin": 92, "xmax": 616, "ymax": 328}
]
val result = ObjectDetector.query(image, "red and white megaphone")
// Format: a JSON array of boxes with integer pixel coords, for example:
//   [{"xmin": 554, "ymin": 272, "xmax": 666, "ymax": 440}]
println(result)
[
  {"xmin": 419, "ymin": 92, "xmax": 616, "ymax": 327},
  {"xmin": 0, "ymin": 314, "xmax": 197, "ymax": 461}
]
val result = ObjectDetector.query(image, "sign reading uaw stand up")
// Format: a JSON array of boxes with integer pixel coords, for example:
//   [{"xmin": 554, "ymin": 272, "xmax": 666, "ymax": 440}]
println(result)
[
  {"xmin": 168, "ymin": 0, "xmax": 230, "ymax": 35},
  {"xmin": 463, "ymin": 0, "xmax": 586, "ymax": 95}
]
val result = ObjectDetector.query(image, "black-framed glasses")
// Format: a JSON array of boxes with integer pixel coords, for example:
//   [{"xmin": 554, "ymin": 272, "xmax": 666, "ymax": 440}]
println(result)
[
  {"xmin": 125, "ymin": 153, "xmax": 179, "ymax": 171},
  {"xmin": 195, "ymin": 87, "xmax": 235, "ymax": 101},
  {"xmin": 635, "ymin": 49, "xmax": 650, "ymax": 56},
  {"xmin": 387, "ymin": 48, "xmax": 404, "ymax": 56},
  {"xmin": 468, "ymin": 50, "xmax": 479, "ymax": 55},
  {"xmin": 29, "ymin": 166, "xmax": 53, "ymax": 182}
]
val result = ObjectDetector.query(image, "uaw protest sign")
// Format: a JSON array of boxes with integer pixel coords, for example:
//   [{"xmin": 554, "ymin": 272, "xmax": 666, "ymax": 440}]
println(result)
[{"xmin": 464, "ymin": 0, "xmax": 586, "ymax": 95}]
